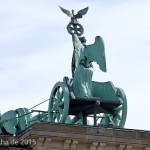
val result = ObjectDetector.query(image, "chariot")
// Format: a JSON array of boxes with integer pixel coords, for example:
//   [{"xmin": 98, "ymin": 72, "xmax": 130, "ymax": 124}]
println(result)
[{"xmin": 48, "ymin": 77, "xmax": 127, "ymax": 127}]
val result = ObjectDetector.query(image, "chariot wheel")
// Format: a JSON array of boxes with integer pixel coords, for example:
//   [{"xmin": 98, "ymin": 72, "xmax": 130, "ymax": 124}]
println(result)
[
  {"xmin": 67, "ymin": 23, "xmax": 84, "ymax": 36},
  {"xmin": 113, "ymin": 88, "xmax": 127, "ymax": 127},
  {"xmin": 100, "ymin": 88, "xmax": 127, "ymax": 128},
  {"xmin": 48, "ymin": 82, "xmax": 70, "ymax": 123}
]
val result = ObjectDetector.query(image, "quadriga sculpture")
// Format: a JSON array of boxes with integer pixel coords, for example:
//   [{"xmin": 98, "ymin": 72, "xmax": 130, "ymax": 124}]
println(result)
[
  {"xmin": 0, "ymin": 6, "xmax": 127, "ymax": 135},
  {"xmin": 48, "ymin": 6, "xmax": 127, "ymax": 127}
]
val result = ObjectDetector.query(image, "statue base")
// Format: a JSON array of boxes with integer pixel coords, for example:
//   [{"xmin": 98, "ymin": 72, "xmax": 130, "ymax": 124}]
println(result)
[{"xmin": 0, "ymin": 123, "xmax": 150, "ymax": 150}]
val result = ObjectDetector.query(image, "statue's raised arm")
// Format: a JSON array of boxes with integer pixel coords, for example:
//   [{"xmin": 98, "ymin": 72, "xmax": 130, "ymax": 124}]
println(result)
[{"xmin": 71, "ymin": 34, "xmax": 85, "ymax": 77}]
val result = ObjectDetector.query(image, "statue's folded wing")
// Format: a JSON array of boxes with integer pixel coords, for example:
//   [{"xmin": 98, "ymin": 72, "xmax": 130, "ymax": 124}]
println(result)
[{"xmin": 84, "ymin": 36, "xmax": 107, "ymax": 72}]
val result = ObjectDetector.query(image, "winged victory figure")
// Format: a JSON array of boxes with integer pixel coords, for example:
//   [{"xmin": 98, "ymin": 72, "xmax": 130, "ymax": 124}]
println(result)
[
  {"xmin": 59, "ymin": 6, "xmax": 107, "ymax": 99},
  {"xmin": 71, "ymin": 34, "xmax": 107, "ymax": 98}
]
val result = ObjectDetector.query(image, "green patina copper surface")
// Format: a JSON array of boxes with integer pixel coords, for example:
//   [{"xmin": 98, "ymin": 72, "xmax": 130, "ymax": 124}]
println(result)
[
  {"xmin": 48, "ymin": 6, "xmax": 127, "ymax": 127},
  {"xmin": 16, "ymin": 108, "xmax": 32, "ymax": 130},
  {"xmin": 0, "ymin": 6, "xmax": 128, "ymax": 135},
  {"xmin": 99, "ymin": 87, "xmax": 127, "ymax": 127},
  {"xmin": 48, "ymin": 81, "xmax": 70, "ymax": 123},
  {"xmin": 0, "ymin": 108, "xmax": 48, "ymax": 135},
  {"xmin": 31, "ymin": 112, "xmax": 47, "ymax": 124},
  {"xmin": 71, "ymin": 34, "xmax": 106, "ymax": 98},
  {"xmin": 0, "ymin": 110, "xmax": 17, "ymax": 135}
]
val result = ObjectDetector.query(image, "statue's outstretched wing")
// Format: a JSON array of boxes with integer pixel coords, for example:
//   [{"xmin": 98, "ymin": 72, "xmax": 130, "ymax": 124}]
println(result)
[
  {"xmin": 84, "ymin": 36, "xmax": 107, "ymax": 72},
  {"xmin": 75, "ymin": 7, "xmax": 89, "ymax": 18},
  {"xmin": 59, "ymin": 5, "xmax": 73, "ymax": 17}
]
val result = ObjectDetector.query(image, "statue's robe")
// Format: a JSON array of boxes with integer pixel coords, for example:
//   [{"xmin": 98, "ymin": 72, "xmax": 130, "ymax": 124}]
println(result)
[{"xmin": 71, "ymin": 34, "xmax": 93, "ymax": 98}]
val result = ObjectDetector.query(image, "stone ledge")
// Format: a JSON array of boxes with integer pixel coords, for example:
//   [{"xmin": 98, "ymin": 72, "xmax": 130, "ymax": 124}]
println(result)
[
  {"xmin": 0, "ymin": 123, "xmax": 150, "ymax": 149},
  {"xmin": 19, "ymin": 122, "xmax": 150, "ymax": 148}
]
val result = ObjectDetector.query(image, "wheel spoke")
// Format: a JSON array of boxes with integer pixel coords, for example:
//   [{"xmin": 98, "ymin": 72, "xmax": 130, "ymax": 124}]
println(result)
[
  {"xmin": 53, "ymin": 97, "xmax": 59, "ymax": 103},
  {"xmin": 77, "ymin": 31, "xmax": 81, "ymax": 34},
  {"xmin": 77, "ymin": 28, "xmax": 81, "ymax": 32},
  {"xmin": 75, "ymin": 118, "xmax": 82, "ymax": 124},
  {"xmin": 56, "ymin": 113, "xmax": 60, "ymax": 122},
  {"xmin": 58, "ymin": 107, "xmax": 63, "ymax": 114},
  {"xmin": 50, "ymin": 107, "xmax": 55, "ymax": 112},
  {"xmin": 59, "ymin": 91, "xmax": 63, "ymax": 100},
  {"xmin": 53, "ymin": 112, "xmax": 57, "ymax": 121},
  {"xmin": 56, "ymin": 89, "xmax": 61, "ymax": 98},
  {"xmin": 116, "ymin": 114, "xmax": 121, "ymax": 120},
  {"xmin": 113, "ymin": 117, "xmax": 118, "ymax": 125},
  {"xmin": 58, "ymin": 101, "xmax": 64, "ymax": 107},
  {"xmin": 116, "ymin": 106, "xmax": 122, "ymax": 112},
  {"xmin": 69, "ymin": 27, "xmax": 74, "ymax": 31}
]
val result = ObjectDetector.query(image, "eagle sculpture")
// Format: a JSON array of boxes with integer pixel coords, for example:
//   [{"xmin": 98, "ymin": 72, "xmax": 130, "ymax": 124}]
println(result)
[{"xmin": 59, "ymin": 6, "xmax": 89, "ymax": 24}]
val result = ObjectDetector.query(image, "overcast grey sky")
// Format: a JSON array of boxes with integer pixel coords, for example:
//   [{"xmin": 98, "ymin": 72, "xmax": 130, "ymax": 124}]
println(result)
[{"xmin": 0, "ymin": 0, "xmax": 150, "ymax": 130}]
